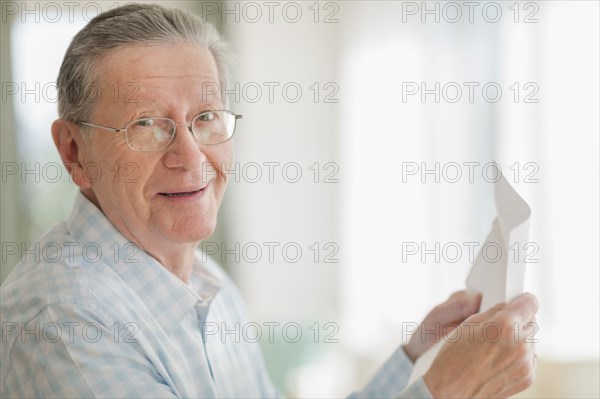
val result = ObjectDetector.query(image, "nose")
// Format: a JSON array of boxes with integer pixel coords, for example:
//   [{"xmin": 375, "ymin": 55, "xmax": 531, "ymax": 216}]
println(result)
[
  {"xmin": 179, "ymin": 121, "xmax": 200, "ymax": 144},
  {"xmin": 162, "ymin": 122, "xmax": 204, "ymax": 171}
]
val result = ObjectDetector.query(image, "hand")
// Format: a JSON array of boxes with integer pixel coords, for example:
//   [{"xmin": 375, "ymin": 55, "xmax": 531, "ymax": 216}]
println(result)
[
  {"xmin": 423, "ymin": 293, "xmax": 539, "ymax": 399},
  {"xmin": 403, "ymin": 290, "xmax": 481, "ymax": 363}
]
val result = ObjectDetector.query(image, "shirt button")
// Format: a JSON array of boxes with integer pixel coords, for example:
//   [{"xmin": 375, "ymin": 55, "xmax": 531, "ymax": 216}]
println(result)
[
  {"xmin": 200, "ymin": 293, "xmax": 213, "ymax": 302},
  {"xmin": 196, "ymin": 301, "xmax": 208, "ymax": 308},
  {"xmin": 196, "ymin": 293, "xmax": 213, "ymax": 307}
]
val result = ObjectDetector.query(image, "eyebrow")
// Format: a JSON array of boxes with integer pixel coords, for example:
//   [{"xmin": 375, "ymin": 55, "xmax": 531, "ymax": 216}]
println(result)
[{"xmin": 124, "ymin": 104, "xmax": 224, "ymax": 121}]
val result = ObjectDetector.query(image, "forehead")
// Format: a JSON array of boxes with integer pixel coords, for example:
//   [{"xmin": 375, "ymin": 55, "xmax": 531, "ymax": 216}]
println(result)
[
  {"xmin": 96, "ymin": 43, "xmax": 219, "ymax": 87},
  {"xmin": 94, "ymin": 43, "xmax": 220, "ymax": 105}
]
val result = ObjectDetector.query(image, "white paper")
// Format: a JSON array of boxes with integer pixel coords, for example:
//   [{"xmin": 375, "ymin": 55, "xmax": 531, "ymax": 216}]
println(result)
[{"xmin": 408, "ymin": 173, "xmax": 531, "ymax": 385}]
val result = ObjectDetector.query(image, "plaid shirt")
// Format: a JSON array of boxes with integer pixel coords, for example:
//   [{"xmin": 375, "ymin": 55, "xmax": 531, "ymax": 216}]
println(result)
[{"xmin": 1, "ymin": 192, "xmax": 431, "ymax": 398}]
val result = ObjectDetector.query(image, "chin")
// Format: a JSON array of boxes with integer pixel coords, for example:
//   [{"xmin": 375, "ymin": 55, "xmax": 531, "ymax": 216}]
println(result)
[{"xmin": 172, "ymin": 220, "xmax": 217, "ymax": 243}]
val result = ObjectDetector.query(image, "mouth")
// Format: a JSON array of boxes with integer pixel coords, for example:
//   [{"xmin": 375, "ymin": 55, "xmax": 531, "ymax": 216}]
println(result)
[
  {"xmin": 159, "ymin": 189, "xmax": 202, "ymax": 197},
  {"xmin": 157, "ymin": 184, "xmax": 208, "ymax": 199}
]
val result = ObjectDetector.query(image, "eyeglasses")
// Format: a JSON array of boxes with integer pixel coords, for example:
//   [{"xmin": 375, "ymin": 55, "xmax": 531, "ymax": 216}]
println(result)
[{"xmin": 78, "ymin": 110, "xmax": 242, "ymax": 152}]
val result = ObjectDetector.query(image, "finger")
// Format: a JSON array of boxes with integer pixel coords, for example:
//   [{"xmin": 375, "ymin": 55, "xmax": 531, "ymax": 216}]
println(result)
[
  {"xmin": 447, "ymin": 289, "xmax": 469, "ymax": 300},
  {"xmin": 465, "ymin": 300, "xmax": 505, "ymax": 324},
  {"xmin": 433, "ymin": 291, "xmax": 482, "ymax": 324},
  {"xmin": 500, "ymin": 293, "xmax": 539, "ymax": 324}
]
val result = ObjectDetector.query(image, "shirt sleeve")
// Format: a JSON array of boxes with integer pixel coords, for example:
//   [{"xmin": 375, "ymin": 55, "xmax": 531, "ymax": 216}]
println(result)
[
  {"xmin": 348, "ymin": 346, "xmax": 434, "ymax": 399},
  {"xmin": 2, "ymin": 302, "xmax": 178, "ymax": 399}
]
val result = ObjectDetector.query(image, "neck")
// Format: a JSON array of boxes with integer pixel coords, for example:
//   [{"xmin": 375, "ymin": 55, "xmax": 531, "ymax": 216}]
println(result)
[
  {"xmin": 80, "ymin": 190, "xmax": 198, "ymax": 284},
  {"xmin": 147, "ymin": 245, "xmax": 197, "ymax": 284}
]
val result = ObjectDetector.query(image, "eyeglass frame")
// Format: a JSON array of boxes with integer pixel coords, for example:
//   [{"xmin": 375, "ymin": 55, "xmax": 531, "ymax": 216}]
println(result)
[{"xmin": 77, "ymin": 109, "xmax": 242, "ymax": 152}]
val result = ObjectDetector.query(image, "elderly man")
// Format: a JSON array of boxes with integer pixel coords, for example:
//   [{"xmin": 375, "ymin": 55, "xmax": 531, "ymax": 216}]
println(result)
[{"xmin": 0, "ymin": 4, "xmax": 537, "ymax": 398}]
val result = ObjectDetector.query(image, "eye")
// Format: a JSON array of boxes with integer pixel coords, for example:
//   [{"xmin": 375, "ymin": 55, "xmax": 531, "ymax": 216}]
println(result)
[
  {"xmin": 133, "ymin": 118, "xmax": 155, "ymax": 127},
  {"xmin": 197, "ymin": 112, "xmax": 216, "ymax": 122}
]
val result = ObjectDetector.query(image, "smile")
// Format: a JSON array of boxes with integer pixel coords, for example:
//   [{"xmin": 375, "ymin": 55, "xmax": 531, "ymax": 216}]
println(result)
[
  {"xmin": 159, "ymin": 189, "xmax": 202, "ymax": 197},
  {"xmin": 157, "ymin": 183, "xmax": 209, "ymax": 200}
]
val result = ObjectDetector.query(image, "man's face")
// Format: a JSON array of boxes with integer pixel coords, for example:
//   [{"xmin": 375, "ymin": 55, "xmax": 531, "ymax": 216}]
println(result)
[{"xmin": 76, "ymin": 43, "xmax": 232, "ymax": 249}]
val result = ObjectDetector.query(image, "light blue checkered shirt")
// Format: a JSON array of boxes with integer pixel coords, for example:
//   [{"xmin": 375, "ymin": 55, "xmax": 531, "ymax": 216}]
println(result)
[{"xmin": 1, "ymin": 192, "xmax": 432, "ymax": 398}]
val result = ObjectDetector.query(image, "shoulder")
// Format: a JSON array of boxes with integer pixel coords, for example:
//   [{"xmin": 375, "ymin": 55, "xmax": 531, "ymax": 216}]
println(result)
[{"xmin": 0, "ymin": 221, "xmax": 135, "ymax": 327}]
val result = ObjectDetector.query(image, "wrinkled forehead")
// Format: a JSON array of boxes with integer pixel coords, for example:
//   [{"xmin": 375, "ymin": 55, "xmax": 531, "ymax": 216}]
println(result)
[
  {"xmin": 91, "ymin": 43, "xmax": 224, "ymax": 112},
  {"xmin": 96, "ymin": 42, "xmax": 219, "ymax": 83}
]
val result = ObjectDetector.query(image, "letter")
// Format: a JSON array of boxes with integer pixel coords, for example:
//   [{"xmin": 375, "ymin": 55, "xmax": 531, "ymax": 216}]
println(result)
[
  {"xmin": 2, "ymin": 322, "xmax": 19, "ymax": 343},
  {"xmin": 482, "ymin": 82, "xmax": 502, "ymax": 103},
  {"xmin": 202, "ymin": 2, "xmax": 219, "ymax": 20},
  {"xmin": 402, "ymin": 242, "xmax": 419, "ymax": 263},
  {"xmin": 401, "ymin": 322, "xmax": 419, "ymax": 344},
  {"xmin": 1, "ymin": 2, "xmax": 19, "ymax": 23},
  {"xmin": 402, "ymin": 2, "xmax": 419, "ymax": 23},
  {"xmin": 202, "ymin": 82, "xmax": 220, "ymax": 103},
  {"xmin": 262, "ymin": 161, "xmax": 280, "ymax": 183},
  {"xmin": 420, "ymin": 1, "xmax": 440, "ymax": 23},
  {"xmin": 282, "ymin": 82, "xmax": 302, "ymax": 103},
  {"xmin": 442, "ymin": 2, "xmax": 462, "ymax": 23},
  {"xmin": 420, "ymin": 81, "xmax": 440, "ymax": 103},
  {"xmin": 263, "ymin": 321, "xmax": 280, "ymax": 343},
  {"xmin": 282, "ymin": 242, "xmax": 302, "ymax": 263},
  {"xmin": 2, "ymin": 82, "xmax": 18, "ymax": 103},
  {"xmin": 21, "ymin": 1, "xmax": 40, "ymax": 23},
  {"xmin": 282, "ymin": 2, "xmax": 302, "ymax": 23},
  {"xmin": 81, "ymin": 2, "xmax": 103, "ymax": 22},
  {"xmin": 221, "ymin": 322, "xmax": 241, "ymax": 343},
  {"xmin": 242, "ymin": 2, "xmax": 262, "ymax": 23},
  {"xmin": 263, "ymin": 2, "xmax": 279, "ymax": 22},
  {"xmin": 222, "ymin": 81, "xmax": 241, "ymax": 104},
  {"xmin": 442, "ymin": 242, "xmax": 462, "ymax": 263},
  {"xmin": 263, "ymin": 242, "xmax": 280, "ymax": 263},
  {"xmin": 82, "ymin": 322, "xmax": 102, "ymax": 343},
  {"xmin": 21, "ymin": 241, "xmax": 40, "ymax": 263},
  {"xmin": 282, "ymin": 162, "xmax": 302, "ymax": 183},
  {"xmin": 482, "ymin": 2, "xmax": 502, "ymax": 23},
  {"xmin": 82, "ymin": 242, "xmax": 102, "ymax": 263},
  {"xmin": 421, "ymin": 161, "xmax": 440, "ymax": 183},
  {"xmin": 442, "ymin": 161, "xmax": 462, "ymax": 183},
  {"xmin": 1, "ymin": 242, "xmax": 19, "ymax": 263},
  {"xmin": 42, "ymin": 2, "xmax": 62, "ymax": 23},
  {"xmin": 442, "ymin": 82, "xmax": 462, "ymax": 103},
  {"xmin": 221, "ymin": 161, "xmax": 241, "ymax": 183},
  {"xmin": 242, "ymin": 161, "xmax": 262, "ymax": 183},
  {"xmin": 20, "ymin": 321, "xmax": 40, "ymax": 343},
  {"xmin": 420, "ymin": 321, "xmax": 440, "ymax": 344},
  {"xmin": 462, "ymin": 81, "xmax": 480, "ymax": 103},
  {"xmin": 202, "ymin": 321, "xmax": 219, "ymax": 343},
  {"xmin": 402, "ymin": 161, "xmax": 419, "ymax": 183},
  {"xmin": 421, "ymin": 241, "xmax": 441, "ymax": 263},
  {"xmin": 201, "ymin": 242, "xmax": 219, "ymax": 262},
  {"xmin": 463, "ymin": 161, "xmax": 479, "ymax": 182},
  {"xmin": 41, "ymin": 322, "xmax": 61, "ymax": 343},
  {"xmin": 242, "ymin": 242, "xmax": 262, "ymax": 263},
  {"xmin": 222, "ymin": 1, "xmax": 240, "ymax": 23},
  {"xmin": 242, "ymin": 82, "xmax": 262, "ymax": 103},
  {"xmin": 263, "ymin": 82, "xmax": 280, "ymax": 103},
  {"xmin": 282, "ymin": 322, "xmax": 302, "ymax": 343},
  {"xmin": 220, "ymin": 241, "xmax": 241, "ymax": 264},
  {"xmin": 242, "ymin": 322, "xmax": 262, "ymax": 343},
  {"xmin": 402, "ymin": 82, "xmax": 419, "ymax": 102}
]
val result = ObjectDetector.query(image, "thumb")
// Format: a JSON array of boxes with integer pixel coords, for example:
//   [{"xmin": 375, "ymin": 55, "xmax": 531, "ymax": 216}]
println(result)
[{"xmin": 432, "ymin": 291, "xmax": 481, "ymax": 325}]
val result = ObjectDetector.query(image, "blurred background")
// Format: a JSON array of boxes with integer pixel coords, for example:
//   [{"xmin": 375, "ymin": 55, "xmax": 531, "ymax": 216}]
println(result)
[{"xmin": 1, "ymin": 1, "xmax": 598, "ymax": 397}]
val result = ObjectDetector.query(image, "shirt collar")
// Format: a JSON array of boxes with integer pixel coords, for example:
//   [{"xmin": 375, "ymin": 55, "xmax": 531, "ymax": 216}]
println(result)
[{"xmin": 67, "ymin": 191, "xmax": 223, "ymax": 334}]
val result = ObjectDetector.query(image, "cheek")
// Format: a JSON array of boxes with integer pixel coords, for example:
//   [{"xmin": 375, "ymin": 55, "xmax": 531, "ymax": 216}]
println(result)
[
  {"xmin": 214, "ymin": 142, "xmax": 233, "ymax": 166},
  {"xmin": 91, "ymin": 155, "xmax": 156, "ymax": 203},
  {"xmin": 111, "ymin": 161, "xmax": 146, "ymax": 187},
  {"xmin": 206, "ymin": 143, "xmax": 233, "ymax": 184}
]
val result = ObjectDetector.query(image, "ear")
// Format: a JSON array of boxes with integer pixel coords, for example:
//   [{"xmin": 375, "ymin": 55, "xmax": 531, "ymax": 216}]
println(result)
[{"xmin": 51, "ymin": 119, "xmax": 93, "ymax": 190}]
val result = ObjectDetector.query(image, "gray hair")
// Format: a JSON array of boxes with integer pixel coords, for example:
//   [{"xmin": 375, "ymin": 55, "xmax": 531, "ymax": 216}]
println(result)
[{"xmin": 57, "ymin": 3, "xmax": 232, "ymax": 123}]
